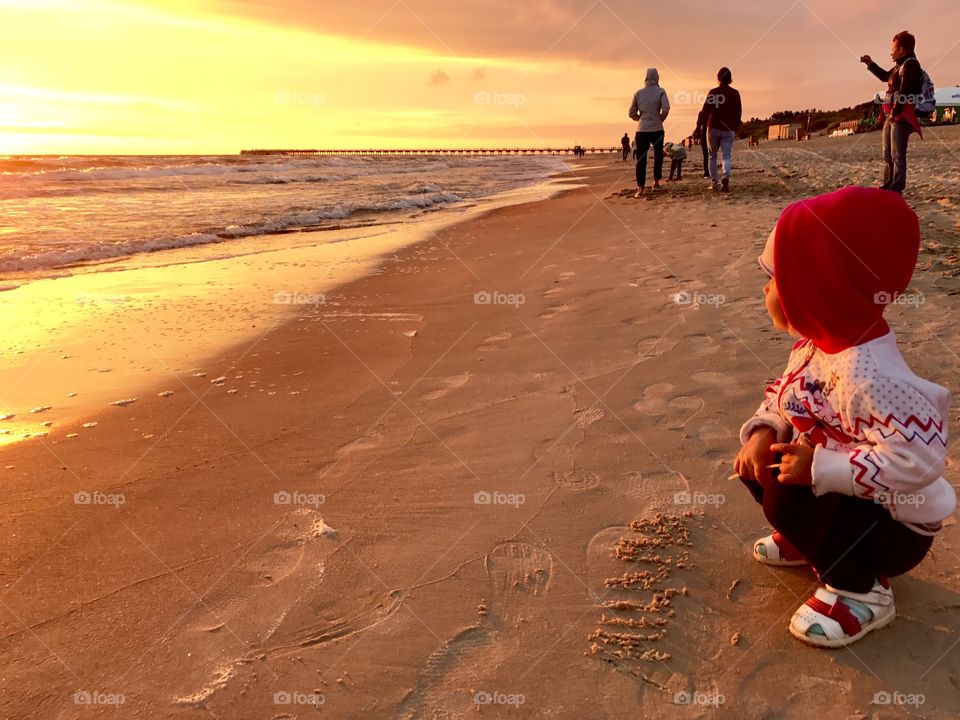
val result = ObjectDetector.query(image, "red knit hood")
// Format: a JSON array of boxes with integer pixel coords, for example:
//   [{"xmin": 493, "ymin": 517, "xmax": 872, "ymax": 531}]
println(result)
[{"xmin": 768, "ymin": 187, "xmax": 920, "ymax": 354}]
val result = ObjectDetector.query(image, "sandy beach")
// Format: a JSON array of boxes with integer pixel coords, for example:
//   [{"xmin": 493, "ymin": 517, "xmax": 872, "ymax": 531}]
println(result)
[{"xmin": 3, "ymin": 126, "xmax": 960, "ymax": 719}]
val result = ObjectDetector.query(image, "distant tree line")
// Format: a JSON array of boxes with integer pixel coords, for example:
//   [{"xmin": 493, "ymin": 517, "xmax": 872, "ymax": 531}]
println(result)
[{"xmin": 738, "ymin": 101, "xmax": 878, "ymax": 140}]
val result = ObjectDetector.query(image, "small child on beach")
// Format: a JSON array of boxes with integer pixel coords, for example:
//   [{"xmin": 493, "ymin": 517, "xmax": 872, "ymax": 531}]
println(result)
[
  {"xmin": 664, "ymin": 142, "xmax": 687, "ymax": 181},
  {"xmin": 734, "ymin": 186, "xmax": 956, "ymax": 648}
]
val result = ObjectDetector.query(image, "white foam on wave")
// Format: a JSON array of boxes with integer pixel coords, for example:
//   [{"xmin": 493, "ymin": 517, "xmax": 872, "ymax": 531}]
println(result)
[
  {"xmin": 0, "ymin": 191, "xmax": 464, "ymax": 272},
  {"xmin": 0, "ymin": 233, "xmax": 223, "ymax": 272},
  {"xmin": 1, "ymin": 154, "xmax": 570, "ymax": 275}
]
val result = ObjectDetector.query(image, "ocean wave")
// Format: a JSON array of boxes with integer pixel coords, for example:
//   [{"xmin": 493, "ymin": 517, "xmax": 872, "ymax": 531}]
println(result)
[
  {"xmin": 0, "ymin": 232, "xmax": 225, "ymax": 273},
  {"xmin": 0, "ymin": 191, "xmax": 464, "ymax": 272},
  {"xmin": 230, "ymin": 173, "xmax": 347, "ymax": 185}
]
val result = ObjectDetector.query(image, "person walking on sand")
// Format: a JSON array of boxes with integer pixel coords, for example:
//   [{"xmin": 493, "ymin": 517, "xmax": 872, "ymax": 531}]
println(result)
[
  {"xmin": 693, "ymin": 105, "xmax": 710, "ymax": 178},
  {"xmin": 628, "ymin": 68, "xmax": 670, "ymax": 197},
  {"xmin": 700, "ymin": 67, "xmax": 742, "ymax": 192},
  {"xmin": 735, "ymin": 186, "xmax": 954, "ymax": 648},
  {"xmin": 861, "ymin": 30, "xmax": 926, "ymax": 193},
  {"xmin": 621, "ymin": 133, "xmax": 631, "ymax": 161}
]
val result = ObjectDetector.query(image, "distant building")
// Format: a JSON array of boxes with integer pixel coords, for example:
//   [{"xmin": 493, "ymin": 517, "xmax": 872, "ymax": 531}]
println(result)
[
  {"xmin": 768, "ymin": 123, "xmax": 803, "ymax": 140},
  {"xmin": 933, "ymin": 87, "xmax": 960, "ymax": 124}
]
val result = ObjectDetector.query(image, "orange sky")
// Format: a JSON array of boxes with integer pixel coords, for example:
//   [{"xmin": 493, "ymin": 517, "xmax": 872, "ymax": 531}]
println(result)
[{"xmin": 2, "ymin": 0, "xmax": 958, "ymax": 154}]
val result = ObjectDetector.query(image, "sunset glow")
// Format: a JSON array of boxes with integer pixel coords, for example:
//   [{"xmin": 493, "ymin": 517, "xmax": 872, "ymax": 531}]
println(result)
[{"xmin": 3, "ymin": 0, "xmax": 959, "ymax": 153}]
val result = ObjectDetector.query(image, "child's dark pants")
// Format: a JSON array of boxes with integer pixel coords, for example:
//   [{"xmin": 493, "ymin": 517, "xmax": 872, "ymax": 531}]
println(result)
[
  {"xmin": 669, "ymin": 158, "xmax": 683, "ymax": 181},
  {"xmin": 740, "ymin": 476, "xmax": 933, "ymax": 593}
]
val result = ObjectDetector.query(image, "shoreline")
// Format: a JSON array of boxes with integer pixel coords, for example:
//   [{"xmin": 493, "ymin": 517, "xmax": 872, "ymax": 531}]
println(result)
[
  {"xmin": 0, "ymin": 169, "xmax": 581, "ymax": 446},
  {"xmin": 2, "ymin": 136, "xmax": 960, "ymax": 718}
]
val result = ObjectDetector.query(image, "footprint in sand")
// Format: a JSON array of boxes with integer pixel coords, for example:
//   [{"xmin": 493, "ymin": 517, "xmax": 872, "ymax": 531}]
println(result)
[
  {"xmin": 396, "ymin": 625, "xmax": 494, "ymax": 720},
  {"xmin": 485, "ymin": 541, "xmax": 553, "ymax": 601},
  {"xmin": 633, "ymin": 383, "xmax": 676, "ymax": 416},
  {"xmin": 244, "ymin": 541, "xmax": 308, "ymax": 589},
  {"xmin": 553, "ymin": 469, "xmax": 602, "ymax": 490},
  {"xmin": 691, "ymin": 420, "xmax": 734, "ymax": 446},
  {"xmin": 539, "ymin": 303, "xmax": 571, "ymax": 320},
  {"xmin": 586, "ymin": 513, "xmax": 695, "ymax": 677},
  {"xmin": 174, "ymin": 508, "xmax": 341, "ymax": 706},
  {"xmin": 585, "ymin": 525, "xmax": 632, "ymax": 597},
  {"xmin": 395, "ymin": 541, "xmax": 555, "ymax": 718},
  {"xmin": 635, "ymin": 336, "xmax": 677, "ymax": 360},
  {"xmin": 690, "ymin": 370, "xmax": 746, "ymax": 397},
  {"xmin": 633, "ymin": 384, "xmax": 705, "ymax": 430},
  {"xmin": 678, "ymin": 333, "xmax": 721, "ymax": 356},
  {"xmin": 421, "ymin": 372, "xmax": 471, "ymax": 401},
  {"xmin": 478, "ymin": 331, "xmax": 512, "ymax": 352},
  {"xmin": 334, "ymin": 424, "xmax": 385, "ymax": 457},
  {"xmin": 574, "ymin": 407, "xmax": 605, "ymax": 428},
  {"xmin": 621, "ymin": 469, "xmax": 687, "ymax": 498},
  {"xmin": 663, "ymin": 396, "xmax": 705, "ymax": 429},
  {"xmin": 621, "ymin": 471, "xmax": 645, "ymax": 497}
]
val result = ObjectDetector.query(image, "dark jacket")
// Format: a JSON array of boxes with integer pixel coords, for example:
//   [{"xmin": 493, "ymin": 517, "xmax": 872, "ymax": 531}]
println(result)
[
  {"xmin": 866, "ymin": 54, "xmax": 923, "ymax": 115},
  {"xmin": 701, "ymin": 84, "xmax": 742, "ymax": 133},
  {"xmin": 694, "ymin": 106, "xmax": 710, "ymax": 136}
]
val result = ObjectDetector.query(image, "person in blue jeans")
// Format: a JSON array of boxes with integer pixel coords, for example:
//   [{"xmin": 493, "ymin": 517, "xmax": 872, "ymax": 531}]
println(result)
[
  {"xmin": 860, "ymin": 31, "xmax": 925, "ymax": 194},
  {"xmin": 699, "ymin": 67, "xmax": 742, "ymax": 192},
  {"xmin": 628, "ymin": 68, "xmax": 670, "ymax": 196}
]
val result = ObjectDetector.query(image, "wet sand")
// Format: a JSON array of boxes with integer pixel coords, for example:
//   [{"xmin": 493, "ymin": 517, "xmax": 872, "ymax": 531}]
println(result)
[{"xmin": 2, "ymin": 126, "xmax": 960, "ymax": 718}]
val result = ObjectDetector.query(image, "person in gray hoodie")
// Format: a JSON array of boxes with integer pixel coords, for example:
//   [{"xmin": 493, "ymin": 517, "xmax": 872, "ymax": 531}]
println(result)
[{"xmin": 628, "ymin": 68, "xmax": 670, "ymax": 196}]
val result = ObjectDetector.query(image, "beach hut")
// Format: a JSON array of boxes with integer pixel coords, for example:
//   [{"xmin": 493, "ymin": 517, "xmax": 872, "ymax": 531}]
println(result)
[
  {"xmin": 933, "ymin": 87, "xmax": 960, "ymax": 124},
  {"xmin": 768, "ymin": 123, "xmax": 803, "ymax": 140}
]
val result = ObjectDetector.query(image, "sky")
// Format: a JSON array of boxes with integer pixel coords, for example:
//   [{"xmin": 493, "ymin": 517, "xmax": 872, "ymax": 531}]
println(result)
[{"xmin": 1, "ymin": 0, "xmax": 959, "ymax": 155}]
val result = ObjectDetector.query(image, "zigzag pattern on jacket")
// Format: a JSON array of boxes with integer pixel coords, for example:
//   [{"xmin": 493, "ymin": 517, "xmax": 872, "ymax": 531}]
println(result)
[
  {"xmin": 846, "ymin": 412, "xmax": 946, "ymax": 447},
  {"xmin": 850, "ymin": 448, "xmax": 888, "ymax": 498}
]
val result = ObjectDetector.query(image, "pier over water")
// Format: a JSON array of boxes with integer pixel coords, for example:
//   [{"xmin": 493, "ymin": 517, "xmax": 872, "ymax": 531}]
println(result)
[{"xmin": 240, "ymin": 148, "xmax": 616, "ymax": 156}]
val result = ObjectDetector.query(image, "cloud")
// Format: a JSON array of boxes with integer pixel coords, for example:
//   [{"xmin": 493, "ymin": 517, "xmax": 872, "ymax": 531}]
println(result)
[
  {"xmin": 430, "ymin": 70, "xmax": 451, "ymax": 85},
  {"xmin": 203, "ymin": 0, "xmax": 960, "ymax": 80}
]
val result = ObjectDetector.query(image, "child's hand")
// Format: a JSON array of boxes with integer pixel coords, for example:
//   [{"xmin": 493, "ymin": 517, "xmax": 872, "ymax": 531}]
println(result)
[
  {"xmin": 734, "ymin": 427, "xmax": 776, "ymax": 485},
  {"xmin": 770, "ymin": 443, "xmax": 814, "ymax": 485}
]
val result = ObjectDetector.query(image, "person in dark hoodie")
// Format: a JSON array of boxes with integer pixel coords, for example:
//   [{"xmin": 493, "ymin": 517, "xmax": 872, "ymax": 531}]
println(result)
[
  {"xmin": 693, "ymin": 105, "xmax": 710, "ymax": 178},
  {"xmin": 861, "ymin": 31, "xmax": 925, "ymax": 193},
  {"xmin": 700, "ymin": 67, "xmax": 741, "ymax": 192},
  {"xmin": 735, "ymin": 187, "xmax": 954, "ymax": 647}
]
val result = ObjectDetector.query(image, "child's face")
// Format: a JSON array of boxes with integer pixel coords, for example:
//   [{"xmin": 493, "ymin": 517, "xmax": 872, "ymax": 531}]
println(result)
[{"xmin": 763, "ymin": 277, "xmax": 792, "ymax": 332}]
